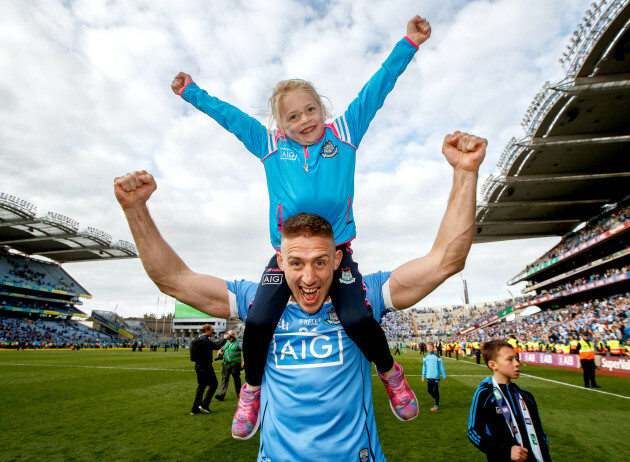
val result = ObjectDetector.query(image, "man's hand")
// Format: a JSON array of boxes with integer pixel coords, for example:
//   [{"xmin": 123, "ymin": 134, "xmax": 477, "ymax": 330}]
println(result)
[
  {"xmin": 171, "ymin": 72, "xmax": 193, "ymax": 96},
  {"xmin": 407, "ymin": 16, "xmax": 431, "ymax": 46},
  {"xmin": 114, "ymin": 170, "xmax": 157, "ymax": 210},
  {"xmin": 442, "ymin": 131, "xmax": 487, "ymax": 172},
  {"xmin": 510, "ymin": 445, "xmax": 529, "ymax": 462}
]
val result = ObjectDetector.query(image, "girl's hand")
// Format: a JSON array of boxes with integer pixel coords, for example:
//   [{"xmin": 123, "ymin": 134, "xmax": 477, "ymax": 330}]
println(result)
[
  {"xmin": 407, "ymin": 16, "xmax": 431, "ymax": 46},
  {"xmin": 171, "ymin": 72, "xmax": 193, "ymax": 96}
]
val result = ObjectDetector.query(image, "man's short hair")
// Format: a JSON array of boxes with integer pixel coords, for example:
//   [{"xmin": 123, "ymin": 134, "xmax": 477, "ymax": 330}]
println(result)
[
  {"xmin": 281, "ymin": 213, "xmax": 334, "ymax": 241},
  {"xmin": 201, "ymin": 324, "xmax": 213, "ymax": 334},
  {"xmin": 481, "ymin": 339, "xmax": 512, "ymax": 369}
]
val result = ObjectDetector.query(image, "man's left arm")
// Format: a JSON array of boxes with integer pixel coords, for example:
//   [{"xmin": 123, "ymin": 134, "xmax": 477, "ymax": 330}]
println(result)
[
  {"xmin": 388, "ymin": 132, "xmax": 486, "ymax": 309},
  {"xmin": 211, "ymin": 338, "xmax": 227, "ymax": 350}
]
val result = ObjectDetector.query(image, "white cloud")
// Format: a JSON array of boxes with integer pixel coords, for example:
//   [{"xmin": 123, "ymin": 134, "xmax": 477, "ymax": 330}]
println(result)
[{"xmin": 0, "ymin": 0, "xmax": 594, "ymax": 317}]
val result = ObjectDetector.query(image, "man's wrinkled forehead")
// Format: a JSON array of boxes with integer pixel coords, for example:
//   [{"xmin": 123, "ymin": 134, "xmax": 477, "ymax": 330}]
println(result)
[{"xmin": 280, "ymin": 233, "xmax": 335, "ymax": 256}]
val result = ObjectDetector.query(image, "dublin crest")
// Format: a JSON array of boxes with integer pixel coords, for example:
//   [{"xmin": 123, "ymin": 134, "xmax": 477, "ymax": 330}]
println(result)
[
  {"xmin": 325, "ymin": 308, "xmax": 341, "ymax": 325},
  {"xmin": 339, "ymin": 267, "xmax": 356, "ymax": 284},
  {"xmin": 320, "ymin": 139, "xmax": 338, "ymax": 158}
]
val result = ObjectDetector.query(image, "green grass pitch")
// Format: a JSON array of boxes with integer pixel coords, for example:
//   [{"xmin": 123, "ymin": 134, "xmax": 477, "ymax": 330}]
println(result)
[{"xmin": 1, "ymin": 349, "xmax": 628, "ymax": 461}]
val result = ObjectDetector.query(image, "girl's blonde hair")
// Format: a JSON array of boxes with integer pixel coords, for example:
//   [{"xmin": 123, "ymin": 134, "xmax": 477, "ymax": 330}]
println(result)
[{"xmin": 268, "ymin": 79, "xmax": 331, "ymax": 128}]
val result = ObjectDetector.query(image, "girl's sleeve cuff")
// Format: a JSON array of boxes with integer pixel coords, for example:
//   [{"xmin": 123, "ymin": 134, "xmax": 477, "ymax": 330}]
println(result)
[{"xmin": 180, "ymin": 81, "xmax": 195, "ymax": 97}]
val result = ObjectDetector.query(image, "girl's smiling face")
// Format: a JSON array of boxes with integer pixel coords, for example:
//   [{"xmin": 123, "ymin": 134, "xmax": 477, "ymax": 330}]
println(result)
[{"xmin": 278, "ymin": 91, "xmax": 325, "ymax": 146}]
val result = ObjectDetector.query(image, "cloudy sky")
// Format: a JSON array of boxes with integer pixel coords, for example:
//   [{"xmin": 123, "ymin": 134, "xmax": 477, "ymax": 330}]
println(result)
[{"xmin": 1, "ymin": 0, "xmax": 594, "ymax": 318}]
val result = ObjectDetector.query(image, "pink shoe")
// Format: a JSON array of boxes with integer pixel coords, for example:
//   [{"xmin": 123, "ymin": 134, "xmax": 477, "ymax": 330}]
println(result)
[
  {"xmin": 378, "ymin": 362, "xmax": 418, "ymax": 421},
  {"xmin": 232, "ymin": 384, "xmax": 261, "ymax": 440}
]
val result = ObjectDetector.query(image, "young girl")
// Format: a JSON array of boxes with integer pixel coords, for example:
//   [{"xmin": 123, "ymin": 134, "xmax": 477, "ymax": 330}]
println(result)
[{"xmin": 172, "ymin": 16, "xmax": 431, "ymax": 440}]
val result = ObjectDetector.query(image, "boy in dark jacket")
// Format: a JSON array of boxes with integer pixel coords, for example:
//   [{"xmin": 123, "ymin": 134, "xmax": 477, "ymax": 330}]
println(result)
[{"xmin": 468, "ymin": 339, "xmax": 551, "ymax": 462}]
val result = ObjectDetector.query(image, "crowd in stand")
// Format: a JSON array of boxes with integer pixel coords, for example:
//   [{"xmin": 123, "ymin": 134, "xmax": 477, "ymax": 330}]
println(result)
[
  {"xmin": 525, "ymin": 202, "xmax": 629, "ymax": 271},
  {"xmin": 1, "ymin": 250, "xmax": 77, "ymax": 293},
  {"xmin": 93, "ymin": 310, "xmax": 130, "ymax": 331},
  {"xmin": 0, "ymin": 317, "xmax": 55, "ymax": 349},
  {"xmin": 0, "ymin": 315, "xmax": 193, "ymax": 350},
  {"xmin": 1, "ymin": 296, "xmax": 69, "ymax": 313},
  {"xmin": 460, "ymin": 293, "xmax": 630, "ymax": 346},
  {"xmin": 0, "ymin": 317, "xmax": 125, "ymax": 349},
  {"xmin": 540, "ymin": 265, "xmax": 629, "ymax": 295},
  {"xmin": 440, "ymin": 263, "xmax": 629, "ymax": 338},
  {"xmin": 383, "ymin": 292, "xmax": 630, "ymax": 355},
  {"xmin": 381, "ymin": 310, "xmax": 415, "ymax": 340},
  {"xmin": 425, "ymin": 299, "xmax": 524, "ymax": 337}
]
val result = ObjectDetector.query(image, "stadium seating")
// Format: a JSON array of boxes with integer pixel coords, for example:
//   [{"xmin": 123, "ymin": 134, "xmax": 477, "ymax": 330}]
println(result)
[
  {"xmin": 1, "ymin": 251, "xmax": 85, "ymax": 292},
  {"xmin": 0, "ymin": 250, "xmax": 134, "ymax": 349},
  {"xmin": 380, "ymin": 200, "xmax": 630, "ymax": 354}
]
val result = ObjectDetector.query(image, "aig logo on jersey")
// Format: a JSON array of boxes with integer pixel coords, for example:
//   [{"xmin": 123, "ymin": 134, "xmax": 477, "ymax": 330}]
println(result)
[
  {"xmin": 272, "ymin": 331, "xmax": 344, "ymax": 369},
  {"xmin": 262, "ymin": 274, "xmax": 283, "ymax": 285},
  {"xmin": 280, "ymin": 147, "xmax": 297, "ymax": 160}
]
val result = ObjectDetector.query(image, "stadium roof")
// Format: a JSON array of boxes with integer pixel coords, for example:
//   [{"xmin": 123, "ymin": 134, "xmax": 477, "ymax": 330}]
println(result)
[
  {"xmin": 0, "ymin": 193, "xmax": 138, "ymax": 263},
  {"xmin": 475, "ymin": 0, "xmax": 630, "ymax": 243}
]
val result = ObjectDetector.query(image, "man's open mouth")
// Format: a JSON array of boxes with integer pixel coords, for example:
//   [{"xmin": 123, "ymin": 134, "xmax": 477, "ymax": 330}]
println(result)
[{"xmin": 300, "ymin": 286, "xmax": 320, "ymax": 305}]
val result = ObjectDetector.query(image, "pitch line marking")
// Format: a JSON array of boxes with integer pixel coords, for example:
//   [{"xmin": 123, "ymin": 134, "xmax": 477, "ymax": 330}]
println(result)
[
  {"xmin": 0, "ymin": 362, "xmax": 192, "ymax": 372},
  {"xmin": 517, "ymin": 372, "xmax": 630, "ymax": 400},
  {"xmin": 5, "ymin": 359, "xmax": 629, "ymax": 399},
  {"xmin": 441, "ymin": 356, "xmax": 630, "ymax": 400}
]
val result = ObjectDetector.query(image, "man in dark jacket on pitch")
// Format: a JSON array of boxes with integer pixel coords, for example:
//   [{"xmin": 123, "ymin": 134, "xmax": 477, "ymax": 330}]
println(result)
[{"xmin": 189, "ymin": 323, "xmax": 227, "ymax": 414}]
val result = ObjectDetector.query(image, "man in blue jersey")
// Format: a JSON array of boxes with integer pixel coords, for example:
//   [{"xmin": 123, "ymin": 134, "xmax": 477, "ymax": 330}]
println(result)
[{"xmin": 113, "ymin": 131, "xmax": 486, "ymax": 461}]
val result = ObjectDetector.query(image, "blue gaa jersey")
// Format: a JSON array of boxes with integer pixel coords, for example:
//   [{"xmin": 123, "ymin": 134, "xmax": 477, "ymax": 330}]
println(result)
[
  {"xmin": 182, "ymin": 37, "xmax": 418, "ymax": 249},
  {"xmin": 228, "ymin": 271, "xmax": 393, "ymax": 462}
]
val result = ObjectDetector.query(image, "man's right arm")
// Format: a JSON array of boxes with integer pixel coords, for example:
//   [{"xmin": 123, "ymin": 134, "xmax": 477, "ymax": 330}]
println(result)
[{"xmin": 114, "ymin": 170, "xmax": 231, "ymax": 319}]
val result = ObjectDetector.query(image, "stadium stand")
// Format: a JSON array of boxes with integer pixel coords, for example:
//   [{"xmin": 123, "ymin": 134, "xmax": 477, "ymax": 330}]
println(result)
[
  {"xmin": 381, "ymin": 2, "xmax": 630, "ymax": 364},
  {"xmin": 0, "ymin": 192, "xmax": 138, "ymax": 263},
  {"xmin": 0, "ymin": 250, "xmax": 137, "ymax": 348},
  {"xmin": 91, "ymin": 310, "xmax": 135, "ymax": 340},
  {"xmin": 0, "ymin": 316, "xmax": 124, "ymax": 349},
  {"xmin": 475, "ymin": 0, "xmax": 630, "ymax": 242},
  {"xmin": 125, "ymin": 319, "xmax": 153, "ymax": 339},
  {"xmin": 0, "ymin": 193, "xmax": 141, "ymax": 348},
  {"xmin": 394, "ymin": 199, "xmax": 630, "ymax": 360},
  {"xmin": 381, "ymin": 310, "xmax": 415, "ymax": 341},
  {"xmin": 0, "ymin": 192, "xmax": 213, "ymax": 348},
  {"xmin": 452, "ymin": 1, "xmax": 630, "ymax": 356},
  {"xmin": 1, "ymin": 249, "xmax": 90, "ymax": 318}
]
